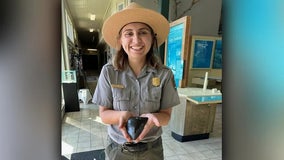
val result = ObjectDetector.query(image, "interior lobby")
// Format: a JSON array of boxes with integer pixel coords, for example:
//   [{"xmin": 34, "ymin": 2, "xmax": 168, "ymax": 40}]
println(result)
[{"xmin": 61, "ymin": 0, "xmax": 223, "ymax": 159}]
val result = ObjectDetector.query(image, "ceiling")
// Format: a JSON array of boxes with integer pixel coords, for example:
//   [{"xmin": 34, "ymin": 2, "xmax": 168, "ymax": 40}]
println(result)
[{"xmin": 65, "ymin": 0, "xmax": 112, "ymax": 49}]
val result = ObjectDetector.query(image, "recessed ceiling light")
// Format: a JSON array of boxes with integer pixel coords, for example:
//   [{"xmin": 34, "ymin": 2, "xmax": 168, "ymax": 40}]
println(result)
[
  {"xmin": 90, "ymin": 14, "xmax": 96, "ymax": 21},
  {"xmin": 87, "ymin": 48, "xmax": 97, "ymax": 51}
]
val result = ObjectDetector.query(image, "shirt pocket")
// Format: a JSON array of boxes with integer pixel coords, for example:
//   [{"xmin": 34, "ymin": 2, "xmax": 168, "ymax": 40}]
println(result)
[
  {"xmin": 112, "ymin": 88, "xmax": 131, "ymax": 111},
  {"xmin": 143, "ymin": 87, "xmax": 161, "ymax": 113}
]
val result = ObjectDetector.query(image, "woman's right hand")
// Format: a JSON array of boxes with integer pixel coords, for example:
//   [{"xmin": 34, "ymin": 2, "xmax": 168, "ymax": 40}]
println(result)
[
  {"xmin": 118, "ymin": 111, "xmax": 133, "ymax": 142},
  {"xmin": 99, "ymin": 106, "xmax": 134, "ymax": 142}
]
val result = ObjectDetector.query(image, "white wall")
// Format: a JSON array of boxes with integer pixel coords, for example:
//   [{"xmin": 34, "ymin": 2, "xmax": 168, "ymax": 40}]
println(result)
[
  {"xmin": 133, "ymin": 0, "xmax": 159, "ymax": 12},
  {"xmin": 169, "ymin": 0, "xmax": 222, "ymax": 36},
  {"xmin": 168, "ymin": 0, "xmax": 223, "ymax": 87}
]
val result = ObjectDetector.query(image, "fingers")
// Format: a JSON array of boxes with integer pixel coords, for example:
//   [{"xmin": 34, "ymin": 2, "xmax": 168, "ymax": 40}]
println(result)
[
  {"xmin": 141, "ymin": 113, "xmax": 160, "ymax": 127},
  {"xmin": 135, "ymin": 114, "xmax": 160, "ymax": 142},
  {"xmin": 119, "ymin": 126, "xmax": 132, "ymax": 142},
  {"xmin": 118, "ymin": 112, "xmax": 133, "ymax": 142},
  {"xmin": 118, "ymin": 113, "xmax": 160, "ymax": 143},
  {"xmin": 151, "ymin": 116, "xmax": 161, "ymax": 127},
  {"xmin": 135, "ymin": 122, "xmax": 152, "ymax": 142}
]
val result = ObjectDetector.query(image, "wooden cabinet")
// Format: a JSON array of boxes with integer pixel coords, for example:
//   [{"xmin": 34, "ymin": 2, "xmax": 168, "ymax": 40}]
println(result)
[{"xmin": 169, "ymin": 91, "xmax": 219, "ymax": 142}]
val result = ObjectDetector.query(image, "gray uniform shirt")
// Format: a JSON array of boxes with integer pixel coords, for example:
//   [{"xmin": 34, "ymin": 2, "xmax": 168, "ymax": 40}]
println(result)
[{"xmin": 92, "ymin": 63, "xmax": 180, "ymax": 144}]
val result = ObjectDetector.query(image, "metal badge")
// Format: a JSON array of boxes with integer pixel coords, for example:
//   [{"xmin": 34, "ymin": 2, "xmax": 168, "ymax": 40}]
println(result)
[{"xmin": 152, "ymin": 77, "xmax": 160, "ymax": 87}]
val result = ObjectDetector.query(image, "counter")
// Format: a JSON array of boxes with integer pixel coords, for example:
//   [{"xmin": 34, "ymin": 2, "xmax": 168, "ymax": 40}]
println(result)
[{"xmin": 169, "ymin": 87, "xmax": 222, "ymax": 142}]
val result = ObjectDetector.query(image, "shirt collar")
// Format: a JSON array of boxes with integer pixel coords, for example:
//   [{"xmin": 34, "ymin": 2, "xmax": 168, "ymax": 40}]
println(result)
[{"xmin": 125, "ymin": 64, "xmax": 157, "ymax": 78}]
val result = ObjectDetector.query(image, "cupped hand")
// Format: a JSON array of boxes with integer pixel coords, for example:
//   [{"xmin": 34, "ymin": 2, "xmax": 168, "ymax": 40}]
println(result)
[
  {"xmin": 134, "ymin": 113, "xmax": 160, "ymax": 143},
  {"xmin": 118, "ymin": 111, "xmax": 133, "ymax": 142}
]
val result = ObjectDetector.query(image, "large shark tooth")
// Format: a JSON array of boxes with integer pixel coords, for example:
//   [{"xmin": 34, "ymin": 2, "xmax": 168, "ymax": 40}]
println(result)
[{"xmin": 126, "ymin": 117, "xmax": 148, "ymax": 140}]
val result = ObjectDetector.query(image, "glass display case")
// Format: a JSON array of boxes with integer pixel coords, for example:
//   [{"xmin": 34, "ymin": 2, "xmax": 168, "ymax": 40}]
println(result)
[
  {"xmin": 62, "ymin": 70, "xmax": 77, "ymax": 83},
  {"xmin": 62, "ymin": 70, "xmax": 80, "ymax": 112}
]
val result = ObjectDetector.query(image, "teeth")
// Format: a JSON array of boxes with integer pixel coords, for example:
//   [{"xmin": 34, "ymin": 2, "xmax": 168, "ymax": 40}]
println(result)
[{"xmin": 131, "ymin": 46, "xmax": 143, "ymax": 50}]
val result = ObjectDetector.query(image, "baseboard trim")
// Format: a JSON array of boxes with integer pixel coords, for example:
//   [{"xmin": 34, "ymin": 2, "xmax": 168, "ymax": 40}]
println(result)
[{"xmin": 171, "ymin": 132, "xmax": 209, "ymax": 142}]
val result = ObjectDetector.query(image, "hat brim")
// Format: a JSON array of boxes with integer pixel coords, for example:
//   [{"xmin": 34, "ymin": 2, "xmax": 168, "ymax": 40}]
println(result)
[{"xmin": 102, "ymin": 7, "xmax": 169, "ymax": 49}]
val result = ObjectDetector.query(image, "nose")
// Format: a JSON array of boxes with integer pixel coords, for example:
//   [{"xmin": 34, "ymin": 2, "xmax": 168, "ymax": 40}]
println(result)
[{"xmin": 132, "ymin": 33, "xmax": 141, "ymax": 44}]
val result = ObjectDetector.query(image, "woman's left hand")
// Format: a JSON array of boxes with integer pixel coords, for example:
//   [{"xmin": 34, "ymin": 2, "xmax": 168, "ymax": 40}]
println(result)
[{"xmin": 134, "ymin": 113, "xmax": 160, "ymax": 143}]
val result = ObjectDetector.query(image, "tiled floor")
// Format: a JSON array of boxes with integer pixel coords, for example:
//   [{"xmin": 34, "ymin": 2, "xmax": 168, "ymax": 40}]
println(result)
[{"xmin": 62, "ymin": 103, "xmax": 222, "ymax": 160}]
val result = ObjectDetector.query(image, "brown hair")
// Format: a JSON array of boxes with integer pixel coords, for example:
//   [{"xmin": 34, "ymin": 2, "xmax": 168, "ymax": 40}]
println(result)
[{"xmin": 111, "ymin": 23, "xmax": 162, "ymax": 70}]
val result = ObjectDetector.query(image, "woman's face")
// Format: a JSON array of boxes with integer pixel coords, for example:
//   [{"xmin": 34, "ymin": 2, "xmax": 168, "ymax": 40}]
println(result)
[{"xmin": 119, "ymin": 22, "xmax": 153, "ymax": 61}]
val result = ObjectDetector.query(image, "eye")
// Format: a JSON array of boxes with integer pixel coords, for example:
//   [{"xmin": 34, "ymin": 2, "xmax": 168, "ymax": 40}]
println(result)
[
  {"xmin": 139, "ymin": 30, "xmax": 150, "ymax": 35},
  {"xmin": 123, "ymin": 31, "xmax": 133, "ymax": 37}
]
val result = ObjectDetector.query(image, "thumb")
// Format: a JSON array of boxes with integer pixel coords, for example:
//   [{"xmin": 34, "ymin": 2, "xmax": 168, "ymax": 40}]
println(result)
[
  {"xmin": 151, "ymin": 115, "xmax": 160, "ymax": 127},
  {"xmin": 141, "ymin": 113, "xmax": 160, "ymax": 127},
  {"xmin": 118, "ymin": 116, "xmax": 126, "ymax": 129}
]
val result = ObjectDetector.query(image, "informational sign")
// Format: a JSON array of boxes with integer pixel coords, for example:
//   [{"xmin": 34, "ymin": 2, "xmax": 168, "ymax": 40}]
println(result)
[
  {"xmin": 212, "ymin": 39, "xmax": 222, "ymax": 69},
  {"xmin": 166, "ymin": 23, "xmax": 184, "ymax": 87},
  {"xmin": 190, "ymin": 36, "xmax": 222, "ymax": 69},
  {"xmin": 192, "ymin": 39, "xmax": 214, "ymax": 69},
  {"xmin": 62, "ymin": 70, "xmax": 76, "ymax": 83},
  {"xmin": 164, "ymin": 16, "xmax": 191, "ymax": 88}
]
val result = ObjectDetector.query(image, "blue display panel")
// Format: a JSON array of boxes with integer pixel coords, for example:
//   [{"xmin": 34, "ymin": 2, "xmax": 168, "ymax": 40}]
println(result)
[
  {"xmin": 166, "ymin": 23, "xmax": 184, "ymax": 87},
  {"xmin": 188, "ymin": 95, "xmax": 222, "ymax": 104},
  {"xmin": 192, "ymin": 40, "xmax": 214, "ymax": 69},
  {"xmin": 212, "ymin": 39, "xmax": 222, "ymax": 69}
]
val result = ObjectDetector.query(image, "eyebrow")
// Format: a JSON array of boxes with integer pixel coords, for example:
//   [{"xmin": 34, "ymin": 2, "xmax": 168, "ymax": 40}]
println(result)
[{"xmin": 121, "ymin": 27, "xmax": 151, "ymax": 33}]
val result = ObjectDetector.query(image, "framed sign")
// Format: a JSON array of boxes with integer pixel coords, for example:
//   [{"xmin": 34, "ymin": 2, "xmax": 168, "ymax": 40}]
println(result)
[
  {"xmin": 190, "ymin": 36, "xmax": 216, "ymax": 69},
  {"xmin": 164, "ymin": 16, "xmax": 191, "ymax": 88},
  {"xmin": 212, "ymin": 38, "xmax": 222, "ymax": 69}
]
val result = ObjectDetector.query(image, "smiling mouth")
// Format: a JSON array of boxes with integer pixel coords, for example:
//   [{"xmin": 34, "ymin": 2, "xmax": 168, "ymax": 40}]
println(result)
[{"xmin": 131, "ymin": 46, "xmax": 143, "ymax": 51}]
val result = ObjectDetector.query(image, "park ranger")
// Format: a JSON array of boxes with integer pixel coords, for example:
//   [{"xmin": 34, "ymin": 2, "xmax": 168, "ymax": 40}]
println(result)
[{"xmin": 93, "ymin": 2, "xmax": 180, "ymax": 160}]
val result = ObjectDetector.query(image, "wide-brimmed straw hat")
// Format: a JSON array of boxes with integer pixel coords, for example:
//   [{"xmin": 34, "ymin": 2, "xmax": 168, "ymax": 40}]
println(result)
[{"xmin": 102, "ymin": 2, "xmax": 169, "ymax": 49}]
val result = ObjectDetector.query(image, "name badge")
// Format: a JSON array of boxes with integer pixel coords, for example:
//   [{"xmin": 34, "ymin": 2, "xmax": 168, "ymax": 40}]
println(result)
[
  {"xmin": 111, "ymin": 84, "xmax": 125, "ymax": 89},
  {"xmin": 152, "ymin": 77, "xmax": 160, "ymax": 87}
]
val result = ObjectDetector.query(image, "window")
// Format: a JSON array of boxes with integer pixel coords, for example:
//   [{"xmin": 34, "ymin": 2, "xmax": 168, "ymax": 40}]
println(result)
[{"xmin": 65, "ymin": 10, "xmax": 74, "ymax": 43}]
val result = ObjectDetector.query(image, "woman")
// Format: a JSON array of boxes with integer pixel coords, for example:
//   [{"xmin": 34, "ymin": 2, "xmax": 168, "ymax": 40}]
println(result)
[{"xmin": 92, "ymin": 3, "xmax": 180, "ymax": 160}]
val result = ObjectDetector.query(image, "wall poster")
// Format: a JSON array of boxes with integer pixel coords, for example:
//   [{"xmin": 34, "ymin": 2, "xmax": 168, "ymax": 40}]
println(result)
[
  {"xmin": 190, "ymin": 36, "xmax": 223, "ymax": 69},
  {"xmin": 212, "ymin": 38, "xmax": 222, "ymax": 69},
  {"xmin": 164, "ymin": 16, "xmax": 191, "ymax": 88},
  {"xmin": 190, "ymin": 36, "xmax": 222, "ymax": 69}
]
